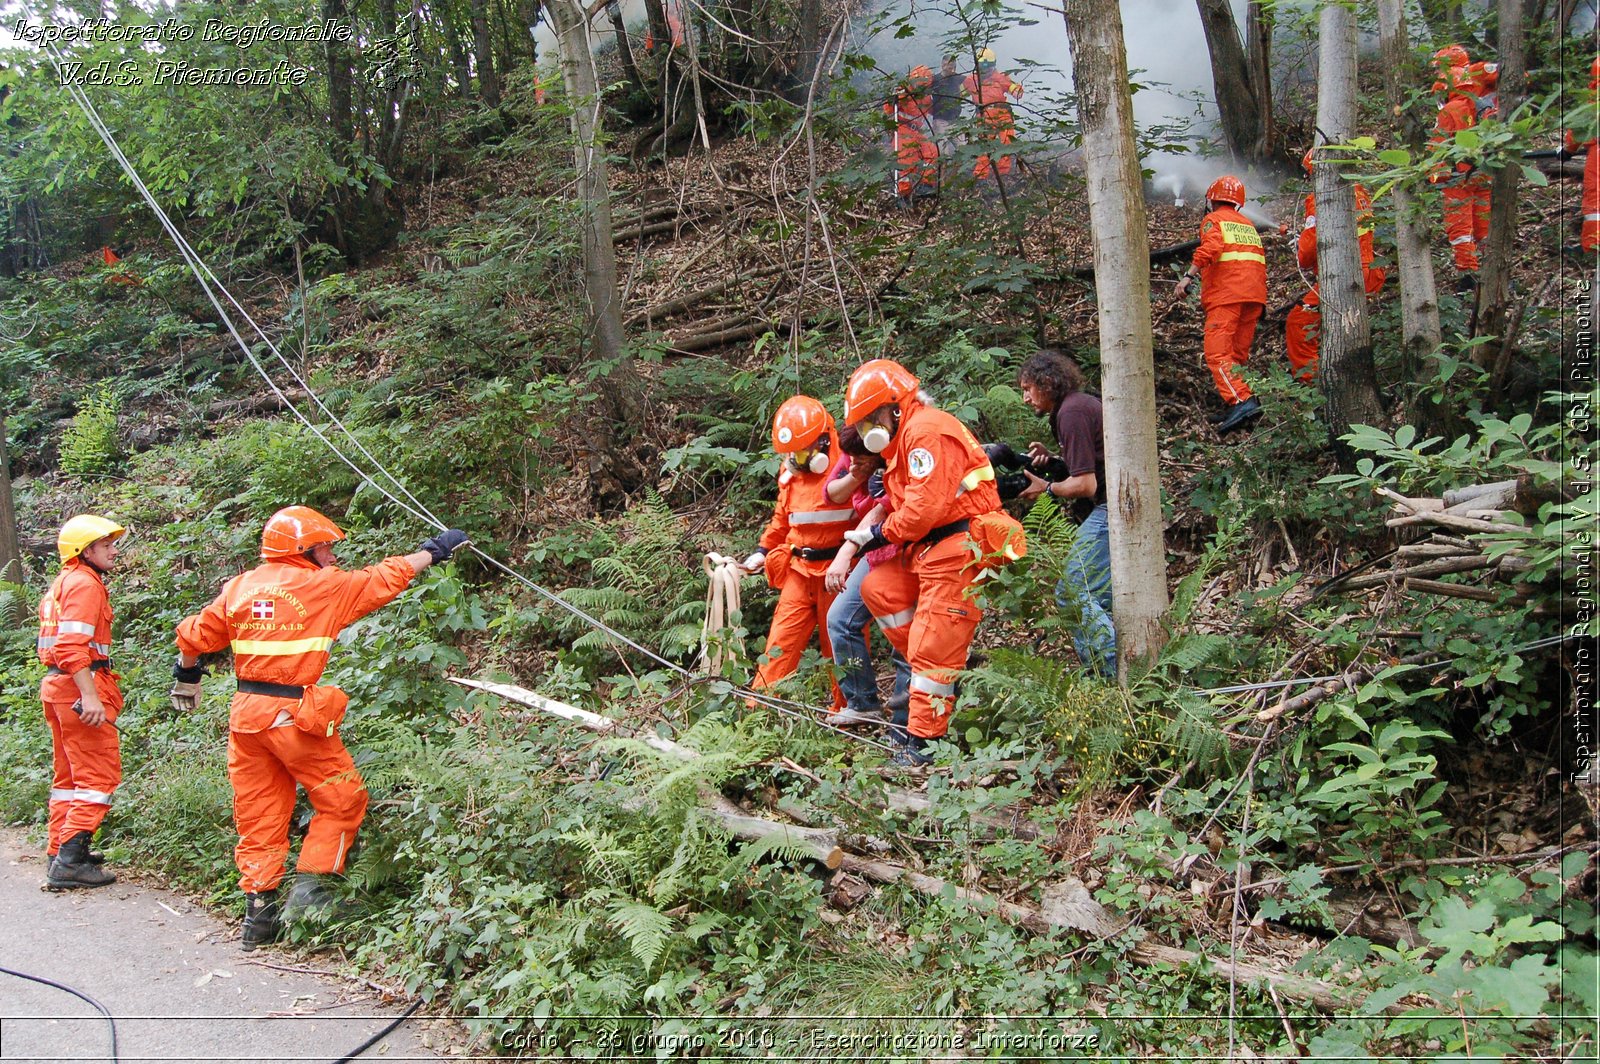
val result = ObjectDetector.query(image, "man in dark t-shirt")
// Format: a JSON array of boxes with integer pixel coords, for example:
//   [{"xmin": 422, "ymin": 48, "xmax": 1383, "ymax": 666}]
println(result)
[
  {"xmin": 1017, "ymin": 349, "xmax": 1116, "ymax": 678},
  {"xmin": 930, "ymin": 55, "xmax": 965, "ymax": 143}
]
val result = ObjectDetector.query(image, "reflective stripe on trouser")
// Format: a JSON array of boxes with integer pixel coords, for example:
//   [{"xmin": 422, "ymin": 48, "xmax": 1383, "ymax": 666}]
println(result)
[
  {"xmin": 1442, "ymin": 180, "xmax": 1490, "ymax": 271},
  {"xmin": 1286, "ymin": 296, "xmax": 1320, "ymax": 383},
  {"xmin": 1583, "ymin": 148, "xmax": 1599, "ymax": 253},
  {"xmin": 1203, "ymin": 301, "xmax": 1263, "ymax": 404},
  {"xmin": 227, "ymin": 726, "xmax": 368, "ymax": 893},
  {"xmin": 861, "ymin": 536, "xmax": 983, "ymax": 740},
  {"xmin": 42, "ymin": 699, "xmax": 121, "ymax": 852},
  {"xmin": 750, "ymin": 568, "xmax": 844, "ymax": 711}
]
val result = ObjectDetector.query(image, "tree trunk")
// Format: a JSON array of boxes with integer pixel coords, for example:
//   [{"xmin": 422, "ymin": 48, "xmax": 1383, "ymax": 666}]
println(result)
[
  {"xmin": 606, "ymin": 1, "xmax": 646, "ymax": 96},
  {"xmin": 323, "ymin": 0, "xmax": 355, "ymax": 165},
  {"xmin": 793, "ymin": 0, "xmax": 823, "ymax": 93},
  {"xmin": 1243, "ymin": 2, "xmax": 1275, "ymax": 157},
  {"xmin": 1314, "ymin": 1, "xmax": 1385, "ymax": 459},
  {"xmin": 545, "ymin": 0, "xmax": 640, "ymax": 429},
  {"xmin": 469, "ymin": 0, "xmax": 502, "ymax": 107},
  {"xmin": 443, "ymin": 10, "xmax": 473, "ymax": 99},
  {"xmin": 1194, "ymin": 0, "xmax": 1271, "ymax": 163},
  {"xmin": 0, "ymin": 412, "xmax": 20, "ymax": 584},
  {"xmin": 1376, "ymin": 0, "xmax": 1446, "ymax": 425},
  {"xmin": 1474, "ymin": 0, "xmax": 1525, "ymax": 389},
  {"xmin": 1063, "ymin": 0, "xmax": 1171, "ymax": 677}
]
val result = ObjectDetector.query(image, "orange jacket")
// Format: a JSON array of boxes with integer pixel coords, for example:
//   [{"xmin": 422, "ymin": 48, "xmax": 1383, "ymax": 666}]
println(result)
[
  {"xmin": 38, "ymin": 559, "xmax": 120, "ymax": 709},
  {"xmin": 176, "ymin": 553, "xmax": 418, "ymax": 732},
  {"xmin": 1297, "ymin": 185, "xmax": 1376, "ymax": 273},
  {"xmin": 884, "ymin": 91, "xmax": 934, "ymax": 134},
  {"xmin": 1192, "ymin": 205, "xmax": 1266, "ymax": 309},
  {"xmin": 962, "ymin": 69, "xmax": 1022, "ymax": 128},
  {"xmin": 878, "ymin": 400, "xmax": 1000, "ymax": 546},
  {"xmin": 758, "ymin": 448, "xmax": 854, "ymax": 574},
  {"xmin": 1431, "ymin": 92, "xmax": 1479, "ymax": 178}
]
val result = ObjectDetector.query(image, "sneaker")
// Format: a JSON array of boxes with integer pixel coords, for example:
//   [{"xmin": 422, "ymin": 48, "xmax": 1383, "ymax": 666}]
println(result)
[{"xmin": 826, "ymin": 706, "xmax": 887, "ymax": 727}]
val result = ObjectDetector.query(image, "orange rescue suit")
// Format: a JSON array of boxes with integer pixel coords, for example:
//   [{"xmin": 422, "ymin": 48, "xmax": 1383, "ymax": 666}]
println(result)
[
  {"xmin": 176, "ymin": 552, "xmax": 419, "ymax": 893},
  {"xmin": 860, "ymin": 399, "xmax": 1001, "ymax": 740},
  {"xmin": 884, "ymin": 89, "xmax": 938, "ymax": 199},
  {"xmin": 1432, "ymin": 90, "xmax": 1491, "ymax": 271},
  {"xmin": 751, "ymin": 448, "xmax": 852, "ymax": 707},
  {"xmin": 37, "ymin": 559, "xmax": 123, "ymax": 855},
  {"xmin": 962, "ymin": 69, "xmax": 1023, "ymax": 180},
  {"xmin": 1190, "ymin": 204, "xmax": 1267, "ymax": 404},
  {"xmin": 1566, "ymin": 126, "xmax": 1599, "ymax": 255},
  {"xmin": 1287, "ymin": 185, "xmax": 1387, "ymax": 382}
]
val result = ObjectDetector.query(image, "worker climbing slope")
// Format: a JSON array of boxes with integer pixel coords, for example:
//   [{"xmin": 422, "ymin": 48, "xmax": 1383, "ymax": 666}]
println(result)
[
  {"xmin": 884, "ymin": 65, "xmax": 939, "ymax": 204},
  {"xmin": 962, "ymin": 48, "xmax": 1023, "ymax": 182},
  {"xmin": 1430, "ymin": 44, "xmax": 1493, "ymax": 283},
  {"xmin": 173, "ymin": 507, "xmax": 468, "ymax": 950}
]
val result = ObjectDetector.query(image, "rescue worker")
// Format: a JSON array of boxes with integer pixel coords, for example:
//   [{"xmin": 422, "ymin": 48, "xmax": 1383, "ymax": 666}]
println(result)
[
  {"xmin": 642, "ymin": 0, "xmax": 684, "ymax": 51},
  {"xmin": 1558, "ymin": 56, "xmax": 1600, "ymax": 255},
  {"xmin": 884, "ymin": 65, "xmax": 939, "ymax": 204},
  {"xmin": 1430, "ymin": 44, "xmax": 1492, "ymax": 280},
  {"xmin": 1174, "ymin": 175, "xmax": 1267, "ymax": 433},
  {"xmin": 1286, "ymin": 148, "xmax": 1388, "ymax": 383},
  {"xmin": 172, "ymin": 508, "xmax": 468, "ymax": 950},
  {"xmin": 740, "ymin": 396, "xmax": 853, "ymax": 710},
  {"xmin": 844, "ymin": 359, "xmax": 1023, "ymax": 766},
  {"xmin": 962, "ymin": 48, "xmax": 1023, "ymax": 181},
  {"xmin": 37, "ymin": 514, "xmax": 127, "ymax": 890}
]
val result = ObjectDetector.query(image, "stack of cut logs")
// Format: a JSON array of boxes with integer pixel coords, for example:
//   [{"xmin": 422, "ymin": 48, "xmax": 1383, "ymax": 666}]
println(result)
[{"xmin": 1361, "ymin": 477, "xmax": 1554, "ymax": 606}]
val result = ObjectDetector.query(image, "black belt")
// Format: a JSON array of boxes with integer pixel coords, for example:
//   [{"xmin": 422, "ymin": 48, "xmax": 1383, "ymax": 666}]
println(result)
[
  {"xmin": 46, "ymin": 660, "xmax": 110, "ymax": 675},
  {"xmin": 795, "ymin": 545, "xmax": 840, "ymax": 561},
  {"xmin": 920, "ymin": 518, "xmax": 971, "ymax": 548},
  {"xmin": 237, "ymin": 680, "xmax": 305, "ymax": 700}
]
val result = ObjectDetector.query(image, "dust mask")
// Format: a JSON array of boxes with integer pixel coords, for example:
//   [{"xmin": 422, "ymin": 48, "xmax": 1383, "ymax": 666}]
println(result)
[
  {"xmin": 862, "ymin": 425, "xmax": 893, "ymax": 454},
  {"xmin": 806, "ymin": 450, "xmax": 830, "ymax": 474}
]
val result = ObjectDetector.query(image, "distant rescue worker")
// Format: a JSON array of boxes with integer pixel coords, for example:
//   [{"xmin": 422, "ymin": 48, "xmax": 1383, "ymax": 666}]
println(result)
[
  {"xmin": 1015, "ymin": 351, "xmax": 1116, "ymax": 678},
  {"xmin": 1174, "ymin": 175, "xmax": 1267, "ymax": 434},
  {"xmin": 1286, "ymin": 148, "xmax": 1388, "ymax": 382},
  {"xmin": 643, "ymin": 0, "xmax": 684, "ymax": 51},
  {"xmin": 1559, "ymin": 56, "xmax": 1600, "ymax": 254},
  {"xmin": 1430, "ymin": 45, "xmax": 1492, "ymax": 278},
  {"xmin": 962, "ymin": 48, "xmax": 1023, "ymax": 181},
  {"xmin": 172, "ymin": 507, "xmax": 468, "ymax": 950},
  {"xmin": 37, "ymin": 515, "xmax": 127, "ymax": 891},
  {"xmin": 741, "ymin": 396, "xmax": 853, "ymax": 709},
  {"xmin": 929, "ymin": 55, "xmax": 964, "ymax": 142},
  {"xmin": 844, "ymin": 359, "xmax": 1025, "ymax": 765},
  {"xmin": 885, "ymin": 66, "xmax": 939, "ymax": 203}
]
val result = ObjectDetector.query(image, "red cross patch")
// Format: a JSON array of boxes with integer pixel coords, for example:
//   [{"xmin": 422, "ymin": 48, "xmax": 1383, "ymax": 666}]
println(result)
[{"xmin": 251, "ymin": 600, "xmax": 275, "ymax": 620}]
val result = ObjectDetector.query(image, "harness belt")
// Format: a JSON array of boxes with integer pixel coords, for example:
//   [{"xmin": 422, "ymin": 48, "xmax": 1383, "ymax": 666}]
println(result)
[
  {"xmin": 794, "ymin": 545, "xmax": 840, "ymax": 561},
  {"xmin": 237, "ymin": 679, "xmax": 306, "ymax": 700},
  {"xmin": 920, "ymin": 518, "xmax": 971, "ymax": 548},
  {"xmin": 46, "ymin": 660, "xmax": 110, "ymax": 675}
]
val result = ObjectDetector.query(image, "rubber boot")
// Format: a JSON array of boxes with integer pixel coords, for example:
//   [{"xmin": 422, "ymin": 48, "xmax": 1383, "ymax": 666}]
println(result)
[
  {"xmin": 242, "ymin": 890, "xmax": 281, "ymax": 951},
  {"xmin": 46, "ymin": 831, "xmax": 116, "ymax": 890},
  {"xmin": 281, "ymin": 872, "xmax": 344, "ymax": 924}
]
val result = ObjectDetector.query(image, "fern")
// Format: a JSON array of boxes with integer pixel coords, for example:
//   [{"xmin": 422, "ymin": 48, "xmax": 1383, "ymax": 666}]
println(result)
[
  {"xmin": 0, "ymin": 582, "xmax": 25, "ymax": 630},
  {"xmin": 714, "ymin": 831, "xmax": 821, "ymax": 881},
  {"xmin": 1169, "ymin": 516, "xmax": 1247, "ymax": 627},
  {"xmin": 607, "ymin": 900, "xmax": 676, "ymax": 969}
]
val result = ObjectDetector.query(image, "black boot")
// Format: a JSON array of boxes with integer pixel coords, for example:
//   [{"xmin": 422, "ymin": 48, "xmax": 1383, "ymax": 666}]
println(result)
[
  {"xmin": 242, "ymin": 890, "xmax": 281, "ymax": 951},
  {"xmin": 46, "ymin": 831, "xmax": 116, "ymax": 890},
  {"xmin": 886, "ymin": 693, "xmax": 910, "ymax": 743},
  {"xmin": 1216, "ymin": 397, "xmax": 1263, "ymax": 435},
  {"xmin": 281, "ymin": 872, "xmax": 344, "ymax": 924},
  {"xmin": 890, "ymin": 732, "xmax": 933, "ymax": 768}
]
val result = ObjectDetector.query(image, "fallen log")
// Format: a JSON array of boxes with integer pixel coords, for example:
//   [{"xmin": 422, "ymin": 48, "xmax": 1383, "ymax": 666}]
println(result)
[
  {"xmin": 626, "ymin": 263, "xmax": 788, "ymax": 327},
  {"xmin": 1336, "ymin": 556, "xmax": 1495, "ymax": 591},
  {"xmin": 1386, "ymin": 510, "xmax": 1526, "ymax": 535},
  {"xmin": 1404, "ymin": 577, "xmax": 1523, "ymax": 604},
  {"xmin": 613, "ymin": 204, "xmax": 728, "ymax": 244},
  {"xmin": 703, "ymin": 790, "xmax": 842, "ymax": 870},
  {"xmin": 841, "ymin": 854, "xmax": 1357, "ymax": 1011}
]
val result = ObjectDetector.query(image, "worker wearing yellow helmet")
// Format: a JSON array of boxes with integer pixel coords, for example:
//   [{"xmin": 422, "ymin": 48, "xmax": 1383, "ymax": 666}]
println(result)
[
  {"xmin": 963, "ymin": 47, "xmax": 1024, "ymax": 181},
  {"xmin": 37, "ymin": 514, "xmax": 127, "ymax": 890}
]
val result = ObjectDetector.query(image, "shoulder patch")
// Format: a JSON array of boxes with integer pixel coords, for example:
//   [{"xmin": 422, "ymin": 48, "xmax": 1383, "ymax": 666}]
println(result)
[{"xmin": 908, "ymin": 447, "xmax": 936, "ymax": 478}]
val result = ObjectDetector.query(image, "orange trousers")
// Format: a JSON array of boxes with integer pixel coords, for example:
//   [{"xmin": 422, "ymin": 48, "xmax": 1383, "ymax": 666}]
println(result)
[
  {"xmin": 43, "ymin": 698, "xmax": 121, "ymax": 853},
  {"xmin": 228, "ymin": 725, "xmax": 368, "ymax": 894},
  {"xmin": 974, "ymin": 123, "xmax": 1016, "ymax": 180},
  {"xmin": 1203, "ymin": 301, "xmax": 1263, "ymax": 403},
  {"xmin": 1285, "ymin": 268, "xmax": 1385, "ymax": 384},
  {"xmin": 1443, "ymin": 177, "xmax": 1490, "ymax": 271},
  {"xmin": 861, "ymin": 535, "xmax": 981, "ymax": 740},
  {"xmin": 895, "ymin": 129, "xmax": 938, "ymax": 198},
  {"xmin": 751, "ymin": 568, "xmax": 844, "ymax": 710},
  {"xmin": 1583, "ymin": 146, "xmax": 1599, "ymax": 253}
]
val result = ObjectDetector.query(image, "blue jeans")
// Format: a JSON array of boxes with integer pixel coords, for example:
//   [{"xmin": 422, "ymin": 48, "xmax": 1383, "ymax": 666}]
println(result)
[
  {"xmin": 827, "ymin": 559, "xmax": 911, "ymax": 712},
  {"xmin": 1056, "ymin": 504, "xmax": 1117, "ymax": 678}
]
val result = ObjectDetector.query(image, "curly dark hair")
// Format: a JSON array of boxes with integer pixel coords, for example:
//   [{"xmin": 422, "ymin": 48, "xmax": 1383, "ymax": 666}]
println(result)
[
  {"xmin": 837, "ymin": 422, "xmax": 870, "ymax": 457},
  {"xmin": 1018, "ymin": 348, "xmax": 1085, "ymax": 405}
]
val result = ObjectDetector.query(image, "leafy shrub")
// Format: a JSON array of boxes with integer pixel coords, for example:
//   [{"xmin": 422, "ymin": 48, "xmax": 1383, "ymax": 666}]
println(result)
[{"xmin": 60, "ymin": 383, "xmax": 122, "ymax": 478}]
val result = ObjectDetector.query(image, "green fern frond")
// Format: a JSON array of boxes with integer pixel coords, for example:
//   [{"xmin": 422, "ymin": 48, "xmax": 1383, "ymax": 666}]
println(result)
[
  {"xmin": 713, "ymin": 831, "xmax": 819, "ymax": 880},
  {"xmin": 0, "ymin": 582, "xmax": 27, "ymax": 630},
  {"xmin": 1158, "ymin": 633, "xmax": 1235, "ymax": 673},
  {"xmin": 607, "ymin": 901, "xmax": 676, "ymax": 969}
]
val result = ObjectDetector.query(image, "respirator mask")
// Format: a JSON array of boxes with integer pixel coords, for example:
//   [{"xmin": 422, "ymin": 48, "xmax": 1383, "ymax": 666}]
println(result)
[
  {"xmin": 792, "ymin": 438, "xmax": 831, "ymax": 474},
  {"xmin": 861, "ymin": 411, "xmax": 898, "ymax": 455}
]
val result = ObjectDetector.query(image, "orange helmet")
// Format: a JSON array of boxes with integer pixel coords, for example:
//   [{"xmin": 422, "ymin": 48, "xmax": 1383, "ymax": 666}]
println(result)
[
  {"xmin": 1205, "ymin": 175, "xmax": 1246, "ymax": 207},
  {"xmin": 1432, "ymin": 44, "xmax": 1469, "ymax": 69},
  {"xmin": 844, "ymin": 359, "xmax": 919, "ymax": 426},
  {"xmin": 261, "ymin": 505, "xmax": 345, "ymax": 559},
  {"xmin": 771, "ymin": 395, "xmax": 833, "ymax": 454},
  {"xmin": 907, "ymin": 64, "xmax": 933, "ymax": 91}
]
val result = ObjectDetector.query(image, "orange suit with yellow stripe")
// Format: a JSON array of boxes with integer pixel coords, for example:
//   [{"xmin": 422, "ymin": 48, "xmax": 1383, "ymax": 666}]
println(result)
[
  {"xmin": 1191, "ymin": 205, "xmax": 1268, "ymax": 403},
  {"xmin": 176, "ymin": 553, "xmax": 418, "ymax": 893}
]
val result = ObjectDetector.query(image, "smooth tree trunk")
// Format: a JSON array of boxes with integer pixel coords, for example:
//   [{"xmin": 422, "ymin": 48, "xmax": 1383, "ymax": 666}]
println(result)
[
  {"xmin": 1376, "ymin": 0, "xmax": 1445, "ymax": 408},
  {"xmin": 1062, "ymin": 0, "xmax": 1171, "ymax": 677},
  {"xmin": 469, "ymin": 0, "xmax": 502, "ymax": 107},
  {"xmin": 606, "ymin": 1, "xmax": 647, "ymax": 96},
  {"xmin": 0, "ymin": 413, "xmax": 19, "ymax": 584},
  {"xmin": 1195, "ymin": 0, "xmax": 1273, "ymax": 162},
  {"xmin": 323, "ymin": 0, "xmax": 354, "ymax": 165},
  {"xmin": 546, "ymin": 0, "xmax": 639, "ymax": 427},
  {"xmin": 1474, "ymin": 0, "xmax": 1525, "ymax": 387},
  {"xmin": 1314, "ymin": 1, "xmax": 1385, "ymax": 458}
]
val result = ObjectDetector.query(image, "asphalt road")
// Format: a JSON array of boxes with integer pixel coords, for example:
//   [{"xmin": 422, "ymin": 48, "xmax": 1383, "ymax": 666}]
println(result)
[{"xmin": 0, "ymin": 828, "xmax": 452, "ymax": 1063}]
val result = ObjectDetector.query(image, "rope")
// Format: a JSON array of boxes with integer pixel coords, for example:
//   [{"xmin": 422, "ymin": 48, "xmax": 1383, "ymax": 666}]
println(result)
[
  {"xmin": 699, "ymin": 552, "xmax": 746, "ymax": 676},
  {"xmin": 30, "ymin": 27, "xmax": 899, "ymax": 752}
]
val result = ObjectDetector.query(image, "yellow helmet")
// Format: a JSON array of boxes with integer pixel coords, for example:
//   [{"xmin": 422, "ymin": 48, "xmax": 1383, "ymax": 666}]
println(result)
[
  {"xmin": 58, "ymin": 514, "xmax": 126, "ymax": 562},
  {"xmin": 977, "ymin": 47, "xmax": 997, "ymax": 65}
]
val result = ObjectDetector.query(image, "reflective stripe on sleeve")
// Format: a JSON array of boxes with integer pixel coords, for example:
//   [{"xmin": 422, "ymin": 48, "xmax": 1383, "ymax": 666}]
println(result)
[
  {"xmin": 910, "ymin": 673, "xmax": 956, "ymax": 697},
  {"xmin": 89, "ymin": 642, "xmax": 111, "ymax": 656},
  {"xmin": 230, "ymin": 636, "xmax": 336, "ymax": 656},
  {"xmin": 38, "ymin": 635, "xmax": 57, "ymax": 649},
  {"xmin": 57, "ymin": 621, "xmax": 97, "ymax": 636},
  {"xmin": 789, "ymin": 508, "xmax": 855, "ymax": 525},
  {"xmin": 873, "ymin": 608, "xmax": 916, "ymax": 630},
  {"xmin": 957, "ymin": 464, "xmax": 996, "ymax": 495}
]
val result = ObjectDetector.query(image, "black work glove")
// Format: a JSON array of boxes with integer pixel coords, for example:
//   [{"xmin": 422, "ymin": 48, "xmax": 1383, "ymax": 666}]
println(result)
[
  {"xmin": 421, "ymin": 529, "xmax": 470, "ymax": 564},
  {"xmin": 172, "ymin": 659, "xmax": 206, "ymax": 684}
]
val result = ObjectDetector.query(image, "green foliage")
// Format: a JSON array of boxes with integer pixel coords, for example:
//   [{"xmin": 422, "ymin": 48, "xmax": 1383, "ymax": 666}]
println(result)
[{"xmin": 59, "ymin": 382, "xmax": 123, "ymax": 478}]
